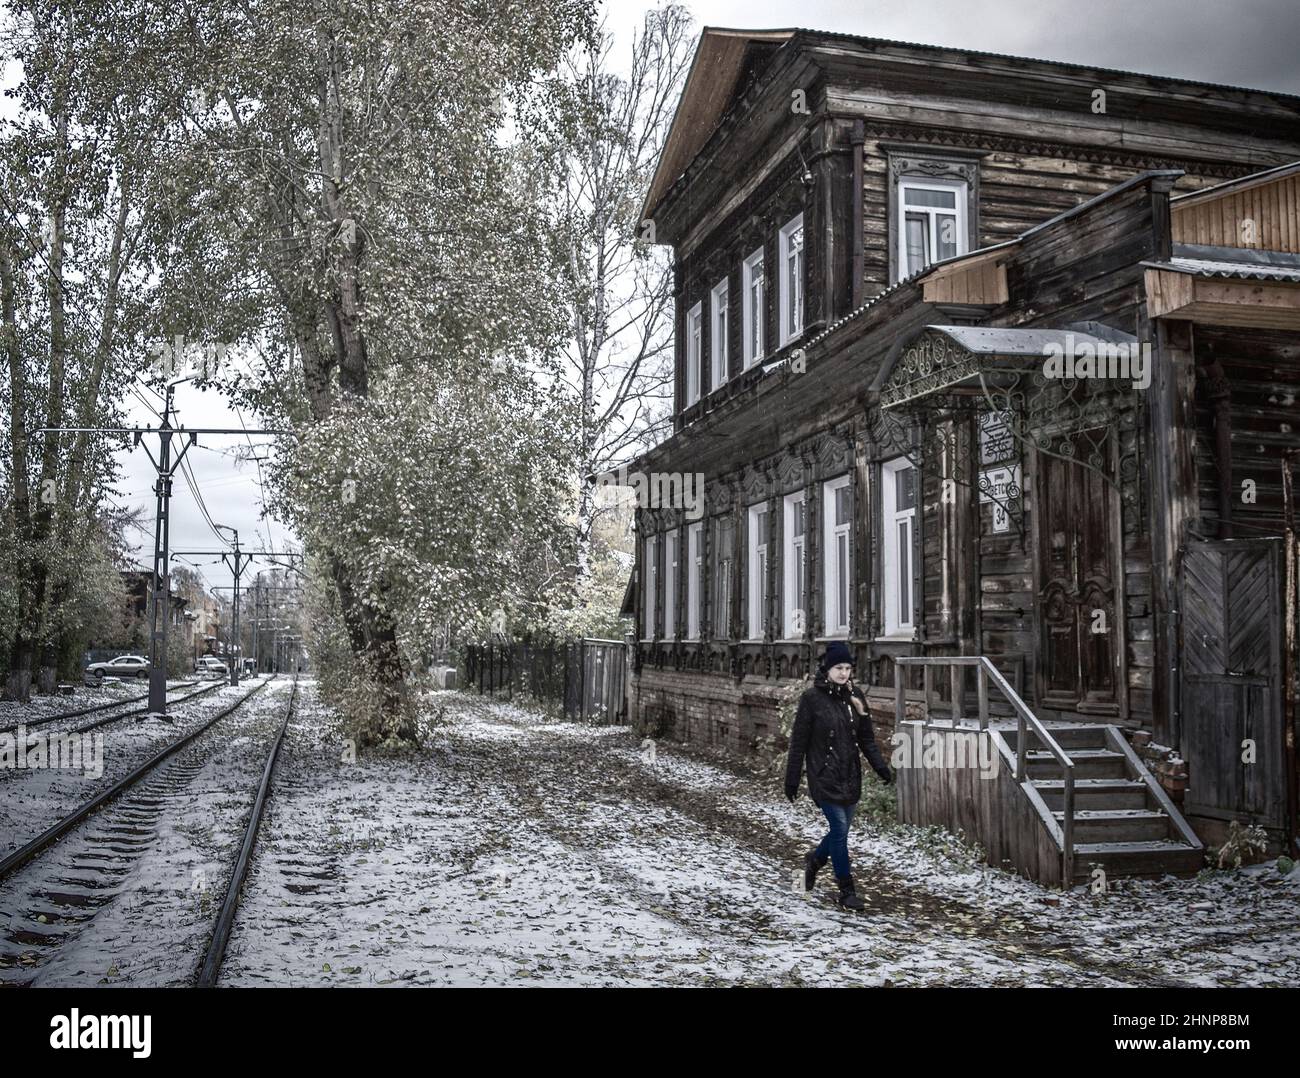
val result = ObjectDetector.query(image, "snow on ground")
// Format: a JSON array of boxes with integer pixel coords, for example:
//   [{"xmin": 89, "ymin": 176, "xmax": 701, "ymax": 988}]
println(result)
[
  {"xmin": 4, "ymin": 679, "xmax": 1293, "ymax": 987},
  {"xmin": 0, "ymin": 679, "xmax": 266, "ymax": 858},
  {"xmin": 0, "ymin": 678, "xmax": 293, "ymax": 986},
  {"xmin": 219, "ymin": 685, "xmax": 1300, "ymax": 987},
  {"xmin": 0, "ymin": 679, "xmax": 142, "ymax": 728}
]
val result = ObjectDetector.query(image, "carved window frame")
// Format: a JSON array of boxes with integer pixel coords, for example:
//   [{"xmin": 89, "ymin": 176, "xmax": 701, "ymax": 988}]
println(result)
[{"xmin": 885, "ymin": 148, "xmax": 981, "ymax": 286}]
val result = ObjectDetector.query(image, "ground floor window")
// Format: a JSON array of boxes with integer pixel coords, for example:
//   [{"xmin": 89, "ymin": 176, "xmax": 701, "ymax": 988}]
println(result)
[
  {"xmin": 664, "ymin": 529, "xmax": 678, "ymax": 639},
  {"xmin": 822, "ymin": 474, "xmax": 852, "ymax": 636},
  {"xmin": 642, "ymin": 534, "xmax": 657, "ymax": 639},
  {"xmin": 686, "ymin": 522, "xmax": 702, "ymax": 639},
  {"xmin": 881, "ymin": 458, "xmax": 917, "ymax": 636},
  {"xmin": 782, "ymin": 491, "xmax": 806, "ymax": 638},
  {"xmin": 713, "ymin": 517, "xmax": 734, "ymax": 639},
  {"xmin": 747, "ymin": 503, "xmax": 770, "ymax": 640}
]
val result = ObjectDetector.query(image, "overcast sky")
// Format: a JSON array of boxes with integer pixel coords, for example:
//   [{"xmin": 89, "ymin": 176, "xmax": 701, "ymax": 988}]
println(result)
[
  {"xmin": 602, "ymin": 0, "xmax": 1300, "ymax": 94},
  {"xmin": 34, "ymin": 0, "xmax": 1300, "ymax": 595},
  {"xmin": 115, "ymin": 382, "xmax": 294, "ymax": 595}
]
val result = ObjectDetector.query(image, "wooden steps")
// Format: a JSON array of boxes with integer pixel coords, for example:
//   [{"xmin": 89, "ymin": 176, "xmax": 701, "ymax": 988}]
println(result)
[
  {"xmin": 1024, "ymin": 748, "xmax": 1126, "ymax": 779},
  {"xmin": 1010, "ymin": 724, "xmax": 1205, "ymax": 882},
  {"xmin": 1071, "ymin": 840, "xmax": 1206, "ymax": 880},
  {"xmin": 1034, "ymin": 778, "xmax": 1148, "ymax": 811},
  {"xmin": 894, "ymin": 657, "xmax": 1205, "ymax": 887}
]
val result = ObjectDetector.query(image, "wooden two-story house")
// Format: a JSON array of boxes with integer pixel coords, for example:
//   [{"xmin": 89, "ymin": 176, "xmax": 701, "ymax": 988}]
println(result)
[{"xmin": 623, "ymin": 27, "xmax": 1300, "ymax": 885}]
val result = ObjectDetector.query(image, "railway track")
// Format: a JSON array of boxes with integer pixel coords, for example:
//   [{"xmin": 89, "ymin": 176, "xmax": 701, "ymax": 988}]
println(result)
[
  {"xmin": 0, "ymin": 675, "xmax": 298, "ymax": 986},
  {"xmin": 198, "ymin": 676, "xmax": 298, "ymax": 986},
  {"xmin": 0, "ymin": 678, "xmax": 206, "ymax": 736}
]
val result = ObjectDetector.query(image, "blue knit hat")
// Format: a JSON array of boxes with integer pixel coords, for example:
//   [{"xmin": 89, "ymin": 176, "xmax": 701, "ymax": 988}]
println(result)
[{"xmin": 820, "ymin": 641, "xmax": 854, "ymax": 669}]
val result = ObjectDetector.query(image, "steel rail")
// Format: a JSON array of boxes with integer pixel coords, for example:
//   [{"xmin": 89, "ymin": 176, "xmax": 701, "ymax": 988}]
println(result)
[
  {"xmin": 0, "ymin": 677, "xmax": 272, "ymax": 881},
  {"xmin": 0, "ymin": 679, "xmax": 202, "ymax": 735},
  {"xmin": 196, "ymin": 675, "xmax": 298, "ymax": 987}
]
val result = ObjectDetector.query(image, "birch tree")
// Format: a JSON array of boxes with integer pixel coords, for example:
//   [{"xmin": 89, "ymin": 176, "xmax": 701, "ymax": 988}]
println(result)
[
  {"xmin": 1, "ymin": 0, "xmax": 172, "ymax": 698},
  {"xmin": 543, "ymin": 5, "xmax": 692, "ymax": 600}
]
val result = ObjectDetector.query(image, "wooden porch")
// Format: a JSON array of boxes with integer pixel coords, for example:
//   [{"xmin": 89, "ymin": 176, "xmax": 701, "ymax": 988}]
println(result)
[{"xmin": 892, "ymin": 657, "xmax": 1204, "ymax": 888}]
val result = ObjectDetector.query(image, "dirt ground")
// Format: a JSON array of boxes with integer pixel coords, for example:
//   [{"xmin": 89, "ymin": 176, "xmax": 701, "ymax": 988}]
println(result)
[{"xmin": 211, "ymin": 684, "xmax": 1300, "ymax": 987}]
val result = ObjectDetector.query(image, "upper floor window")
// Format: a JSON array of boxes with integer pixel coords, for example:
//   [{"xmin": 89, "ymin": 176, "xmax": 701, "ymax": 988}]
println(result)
[
  {"xmin": 742, "ymin": 247, "xmax": 764, "ymax": 367},
  {"xmin": 782, "ymin": 490, "xmax": 807, "ymax": 639},
  {"xmin": 897, "ymin": 177, "xmax": 967, "ymax": 279},
  {"xmin": 778, "ymin": 214, "xmax": 804, "ymax": 345},
  {"xmin": 686, "ymin": 521, "xmax": 703, "ymax": 640},
  {"xmin": 747, "ymin": 502, "xmax": 769, "ymax": 640},
  {"xmin": 822, "ymin": 475, "xmax": 852, "ymax": 637},
  {"xmin": 685, "ymin": 301, "xmax": 702, "ymax": 405},
  {"xmin": 881, "ymin": 458, "xmax": 918, "ymax": 637},
  {"xmin": 710, "ymin": 278, "xmax": 729, "ymax": 390}
]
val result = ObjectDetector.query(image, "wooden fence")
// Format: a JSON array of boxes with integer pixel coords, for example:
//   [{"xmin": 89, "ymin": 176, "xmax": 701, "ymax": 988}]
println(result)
[{"xmin": 462, "ymin": 638, "xmax": 627, "ymax": 724}]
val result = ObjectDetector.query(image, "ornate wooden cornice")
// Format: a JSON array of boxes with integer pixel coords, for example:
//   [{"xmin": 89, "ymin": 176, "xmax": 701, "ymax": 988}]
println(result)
[{"xmin": 858, "ymin": 122, "xmax": 1248, "ymax": 179}]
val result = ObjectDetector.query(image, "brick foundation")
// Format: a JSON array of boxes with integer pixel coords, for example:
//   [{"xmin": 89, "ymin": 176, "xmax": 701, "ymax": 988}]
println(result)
[{"xmin": 630, "ymin": 667, "xmax": 902, "ymax": 758}]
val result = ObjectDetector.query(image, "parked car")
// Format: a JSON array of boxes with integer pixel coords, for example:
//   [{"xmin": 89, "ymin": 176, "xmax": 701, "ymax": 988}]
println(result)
[
  {"xmin": 86, "ymin": 654, "xmax": 150, "ymax": 679},
  {"xmin": 195, "ymin": 656, "xmax": 229, "ymax": 678}
]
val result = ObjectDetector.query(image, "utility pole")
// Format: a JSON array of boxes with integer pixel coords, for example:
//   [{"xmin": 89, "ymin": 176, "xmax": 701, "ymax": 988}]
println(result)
[
  {"xmin": 141, "ymin": 385, "xmax": 195, "ymax": 713},
  {"xmin": 251, "ymin": 575, "xmax": 260, "ymax": 675},
  {"xmin": 181, "ymin": 556, "xmax": 303, "ymax": 686},
  {"xmin": 36, "ymin": 388, "xmax": 289, "ymax": 719}
]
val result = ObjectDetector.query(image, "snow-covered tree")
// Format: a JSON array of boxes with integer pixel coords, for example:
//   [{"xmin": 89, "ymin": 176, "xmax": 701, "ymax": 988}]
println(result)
[{"xmin": 129, "ymin": 0, "xmax": 595, "ymax": 740}]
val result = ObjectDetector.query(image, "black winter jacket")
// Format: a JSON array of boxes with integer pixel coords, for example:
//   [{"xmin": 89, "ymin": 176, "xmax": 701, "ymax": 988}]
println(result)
[{"xmin": 784, "ymin": 672, "xmax": 892, "ymax": 806}]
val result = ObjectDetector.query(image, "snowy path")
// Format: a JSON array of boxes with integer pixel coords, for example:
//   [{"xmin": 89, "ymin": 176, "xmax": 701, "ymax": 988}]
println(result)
[{"xmin": 216, "ymin": 685, "xmax": 1300, "ymax": 987}]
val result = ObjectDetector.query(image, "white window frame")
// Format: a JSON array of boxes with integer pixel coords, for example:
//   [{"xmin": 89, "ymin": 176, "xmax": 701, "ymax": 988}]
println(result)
[
  {"xmin": 896, "ymin": 176, "xmax": 968, "ymax": 281},
  {"xmin": 685, "ymin": 301, "xmax": 702, "ymax": 405},
  {"xmin": 664, "ymin": 529, "xmax": 678, "ymax": 639},
  {"xmin": 642, "ymin": 534, "xmax": 657, "ymax": 640},
  {"xmin": 713, "ymin": 518, "xmax": 733, "ymax": 640},
  {"xmin": 881, "ymin": 458, "xmax": 917, "ymax": 637},
  {"xmin": 778, "ymin": 214, "xmax": 804, "ymax": 346},
  {"xmin": 742, "ymin": 247, "xmax": 764, "ymax": 368},
  {"xmin": 782, "ymin": 490, "xmax": 807, "ymax": 639},
  {"xmin": 710, "ymin": 278, "xmax": 729, "ymax": 390},
  {"xmin": 746, "ymin": 502, "xmax": 769, "ymax": 641},
  {"xmin": 686, "ymin": 521, "xmax": 702, "ymax": 640},
  {"xmin": 822, "ymin": 474, "xmax": 852, "ymax": 637}
]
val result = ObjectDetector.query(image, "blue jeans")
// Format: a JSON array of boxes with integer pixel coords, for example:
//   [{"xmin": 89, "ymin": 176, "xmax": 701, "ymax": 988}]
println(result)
[{"xmin": 814, "ymin": 801, "xmax": 856, "ymax": 879}]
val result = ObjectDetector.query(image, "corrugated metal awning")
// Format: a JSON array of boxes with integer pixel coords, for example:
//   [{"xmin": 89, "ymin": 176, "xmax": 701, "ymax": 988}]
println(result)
[{"xmin": 1143, "ymin": 257, "xmax": 1300, "ymax": 284}]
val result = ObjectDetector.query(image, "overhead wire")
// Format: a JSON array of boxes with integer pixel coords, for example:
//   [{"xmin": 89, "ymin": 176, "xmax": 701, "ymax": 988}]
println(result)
[{"xmin": 179, "ymin": 454, "xmax": 232, "ymax": 547}]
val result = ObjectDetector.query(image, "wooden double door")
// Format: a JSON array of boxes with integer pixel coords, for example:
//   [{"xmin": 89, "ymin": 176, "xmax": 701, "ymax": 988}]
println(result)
[{"xmin": 1034, "ymin": 435, "xmax": 1125, "ymax": 716}]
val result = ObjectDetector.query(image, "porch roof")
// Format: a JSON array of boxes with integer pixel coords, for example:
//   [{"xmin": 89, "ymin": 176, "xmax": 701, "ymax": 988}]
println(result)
[
  {"xmin": 1144, "ymin": 254, "xmax": 1300, "ymax": 284},
  {"xmin": 877, "ymin": 324, "xmax": 1138, "ymax": 410},
  {"xmin": 1144, "ymin": 249, "xmax": 1300, "ymax": 329}
]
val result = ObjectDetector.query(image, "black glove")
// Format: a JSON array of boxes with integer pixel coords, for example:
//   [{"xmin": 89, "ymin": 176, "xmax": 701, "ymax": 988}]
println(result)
[
  {"xmin": 876, "ymin": 768, "xmax": 894, "ymax": 786},
  {"xmin": 784, "ymin": 785, "xmax": 798, "ymax": 802}
]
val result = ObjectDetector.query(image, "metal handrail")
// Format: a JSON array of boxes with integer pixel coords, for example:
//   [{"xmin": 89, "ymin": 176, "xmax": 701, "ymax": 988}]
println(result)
[{"xmin": 895, "ymin": 654, "xmax": 1076, "ymax": 883}]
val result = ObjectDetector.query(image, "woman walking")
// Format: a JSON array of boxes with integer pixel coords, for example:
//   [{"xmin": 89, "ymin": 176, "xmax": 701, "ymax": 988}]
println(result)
[{"xmin": 784, "ymin": 642, "xmax": 893, "ymax": 910}]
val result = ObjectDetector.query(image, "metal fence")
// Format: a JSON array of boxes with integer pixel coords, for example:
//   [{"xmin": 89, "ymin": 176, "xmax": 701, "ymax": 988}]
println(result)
[{"xmin": 463, "ymin": 637, "xmax": 627, "ymax": 724}]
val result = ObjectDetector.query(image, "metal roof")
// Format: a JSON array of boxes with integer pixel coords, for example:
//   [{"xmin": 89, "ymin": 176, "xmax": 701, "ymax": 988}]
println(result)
[
  {"xmin": 921, "ymin": 325, "xmax": 1137, "ymax": 356},
  {"xmin": 1143, "ymin": 257, "xmax": 1300, "ymax": 283}
]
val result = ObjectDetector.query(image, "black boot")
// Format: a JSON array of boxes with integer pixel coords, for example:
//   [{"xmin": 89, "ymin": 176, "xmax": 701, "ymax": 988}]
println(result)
[
  {"xmin": 835, "ymin": 874, "xmax": 865, "ymax": 911},
  {"xmin": 803, "ymin": 849, "xmax": 828, "ymax": 892}
]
